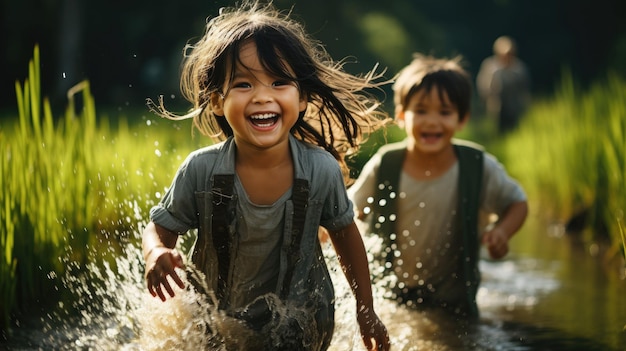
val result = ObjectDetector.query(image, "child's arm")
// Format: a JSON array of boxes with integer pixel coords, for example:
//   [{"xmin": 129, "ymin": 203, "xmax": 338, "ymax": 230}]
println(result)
[
  {"xmin": 482, "ymin": 200, "xmax": 528, "ymax": 259},
  {"xmin": 328, "ymin": 221, "xmax": 390, "ymax": 351},
  {"xmin": 142, "ymin": 222, "xmax": 186, "ymax": 301}
]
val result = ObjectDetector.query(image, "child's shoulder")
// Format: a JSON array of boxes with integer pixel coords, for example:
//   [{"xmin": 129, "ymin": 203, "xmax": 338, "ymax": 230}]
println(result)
[
  {"xmin": 294, "ymin": 138, "xmax": 338, "ymax": 163},
  {"xmin": 452, "ymin": 138, "xmax": 485, "ymax": 152},
  {"xmin": 376, "ymin": 140, "xmax": 407, "ymax": 155},
  {"xmin": 189, "ymin": 139, "xmax": 227, "ymax": 156},
  {"xmin": 182, "ymin": 139, "xmax": 230, "ymax": 167}
]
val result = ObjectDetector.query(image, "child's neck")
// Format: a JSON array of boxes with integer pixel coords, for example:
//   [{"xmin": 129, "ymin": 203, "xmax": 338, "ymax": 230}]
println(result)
[
  {"xmin": 403, "ymin": 145, "xmax": 457, "ymax": 180},
  {"xmin": 235, "ymin": 142, "xmax": 294, "ymax": 205}
]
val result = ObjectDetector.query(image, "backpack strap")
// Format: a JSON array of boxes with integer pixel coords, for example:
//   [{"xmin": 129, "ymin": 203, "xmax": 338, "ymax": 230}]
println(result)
[
  {"xmin": 211, "ymin": 174, "xmax": 235, "ymax": 306},
  {"xmin": 280, "ymin": 178, "xmax": 310, "ymax": 299},
  {"xmin": 372, "ymin": 141, "xmax": 407, "ymax": 266},
  {"xmin": 454, "ymin": 144, "xmax": 484, "ymax": 317}
]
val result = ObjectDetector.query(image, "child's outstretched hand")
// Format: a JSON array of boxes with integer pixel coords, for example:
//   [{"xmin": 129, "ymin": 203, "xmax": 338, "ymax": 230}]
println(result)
[
  {"xmin": 357, "ymin": 308, "xmax": 391, "ymax": 351},
  {"xmin": 482, "ymin": 228, "xmax": 510, "ymax": 259},
  {"xmin": 144, "ymin": 247, "xmax": 185, "ymax": 301}
]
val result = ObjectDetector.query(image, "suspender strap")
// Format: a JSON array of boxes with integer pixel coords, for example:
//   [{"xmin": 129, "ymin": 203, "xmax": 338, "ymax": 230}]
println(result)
[
  {"xmin": 281, "ymin": 178, "xmax": 310, "ymax": 299},
  {"xmin": 454, "ymin": 144, "xmax": 483, "ymax": 317},
  {"xmin": 211, "ymin": 174, "xmax": 235, "ymax": 304},
  {"xmin": 372, "ymin": 141, "xmax": 407, "ymax": 266}
]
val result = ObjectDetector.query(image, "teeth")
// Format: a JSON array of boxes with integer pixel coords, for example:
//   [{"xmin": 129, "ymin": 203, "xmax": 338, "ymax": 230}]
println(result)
[
  {"xmin": 250, "ymin": 113, "xmax": 277, "ymax": 120},
  {"xmin": 250, "ymin": 113, "xmax": 278, "ymax": 128}
]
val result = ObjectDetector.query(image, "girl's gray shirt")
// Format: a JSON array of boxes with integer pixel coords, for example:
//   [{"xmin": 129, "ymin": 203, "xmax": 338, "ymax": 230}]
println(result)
[{"xmin": 149, "ymin": 134, "xmax": 354, "ymax": 311}]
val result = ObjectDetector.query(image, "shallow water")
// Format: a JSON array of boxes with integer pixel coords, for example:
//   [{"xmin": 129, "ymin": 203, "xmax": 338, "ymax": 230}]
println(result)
[{"xmin": 1, "ymin": 218, "xmax": 625, "ymax": 350}]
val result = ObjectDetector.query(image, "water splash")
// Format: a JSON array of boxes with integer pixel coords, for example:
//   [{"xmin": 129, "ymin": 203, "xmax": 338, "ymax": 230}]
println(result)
[
  {"xmin": 3, "ymin": 226, "xmax": 573, "ymax": 350},
  {"xmin": 5, "ymin": 228, "xmax": 378, "ymax": 350}
]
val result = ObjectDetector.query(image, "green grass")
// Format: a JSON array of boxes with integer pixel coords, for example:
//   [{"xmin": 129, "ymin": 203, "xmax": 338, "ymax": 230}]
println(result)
[
  {"xmin": 0, "ymin": 46, "xmax": 206, "ymax": 330},
  {"xmin": 500, "ymin": 72, "xmax": 626, "ymax": 256},
  {"xmin": 1, "ymin": 46, "xmax": 625, "ymax": 333}
]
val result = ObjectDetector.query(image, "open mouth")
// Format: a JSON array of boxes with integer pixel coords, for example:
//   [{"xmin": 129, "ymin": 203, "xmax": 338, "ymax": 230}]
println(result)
[
  {"xmin": 420, "ymin": 132, "xmax": 443, "ymax": 141},
  {"xmin": 250, "ymin": 113, "xmax": 279, "ymax": 128}
]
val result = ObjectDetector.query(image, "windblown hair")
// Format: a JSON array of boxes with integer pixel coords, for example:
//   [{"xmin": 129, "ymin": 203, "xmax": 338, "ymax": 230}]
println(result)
[
  {"xmin": 149, "ymin": 0, "xmax": 389, "ymax": 175},
  {"xmin": 393, "ymin": 53, "xmax": 472, "ymax": 121}
]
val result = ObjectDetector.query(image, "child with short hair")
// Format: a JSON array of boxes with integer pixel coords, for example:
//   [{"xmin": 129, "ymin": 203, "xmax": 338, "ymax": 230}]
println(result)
[
  {"xmin": 348, "ymin": 53, "xmax": 528, "ymax": 318},
  {"xmin": 142, "ymin": 1, "xmax": 390, "ymax": 350}
]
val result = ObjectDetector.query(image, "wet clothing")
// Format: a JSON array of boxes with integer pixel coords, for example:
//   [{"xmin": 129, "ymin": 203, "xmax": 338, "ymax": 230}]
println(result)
[
  {"xmin": 348, "ymin": 139, "xmax": 526, "ymax": 317},
  {"xmin": 150, "ymin": 134, "xmax": 354, "ymax": 350}
]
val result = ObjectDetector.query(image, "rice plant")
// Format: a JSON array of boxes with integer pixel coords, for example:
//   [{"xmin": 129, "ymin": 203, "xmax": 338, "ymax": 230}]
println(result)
[
  {"xmin": 0, "ymin": 46, "xmax": 205, "ymax": 330},
  {"xmin": 502, "ymin": 72, "xmax": 626, "ymax": 258}
]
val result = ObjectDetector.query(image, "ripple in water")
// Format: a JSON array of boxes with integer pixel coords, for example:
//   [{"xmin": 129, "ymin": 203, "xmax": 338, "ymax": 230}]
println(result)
[{"xmin": 4, "ymin": 230, "xmax": 575, "ymax": 350}]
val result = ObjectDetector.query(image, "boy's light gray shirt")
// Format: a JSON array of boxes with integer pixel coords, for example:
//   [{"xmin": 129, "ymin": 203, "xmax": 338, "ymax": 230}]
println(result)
[{"xmin": 348, "ymin": 146, "xmax": 526, "ymax": 297}]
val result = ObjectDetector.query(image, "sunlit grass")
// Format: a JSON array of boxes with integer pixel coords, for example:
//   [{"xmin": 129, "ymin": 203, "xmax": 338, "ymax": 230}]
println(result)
[
  {"xmin": 0, "ymin": 46, "xmax": 206, "ymax": 329},
  {"xmin": 501, "ymin": 72, "xmax": 626, "ymax": 258},
  {"xmin": 2, "ymin": 46, "xmax": 625, "ymax": 333}
]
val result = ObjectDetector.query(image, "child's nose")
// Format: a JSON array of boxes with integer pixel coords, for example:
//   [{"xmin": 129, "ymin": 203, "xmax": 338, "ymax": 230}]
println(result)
[
  {"xmin": 252, "ymin": 85, "xmax": 274, "ymax": 104},
  {"xmin": 422, "ymin": 112, "xmax": 438, "ymax": 123}
]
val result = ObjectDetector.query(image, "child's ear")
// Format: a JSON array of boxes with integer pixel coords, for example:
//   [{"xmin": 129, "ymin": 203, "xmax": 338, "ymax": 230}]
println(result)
[{"xmin": 210, "ymin": 92, "xmax": 224, "ymax": 116}]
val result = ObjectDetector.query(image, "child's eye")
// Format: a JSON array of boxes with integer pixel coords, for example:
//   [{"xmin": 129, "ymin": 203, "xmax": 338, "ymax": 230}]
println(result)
[
  {"xmin": 272, "ymin": 80, "xmax": 291, "ymax": 87},
  {"xmin": 232, "ymin": 82, "xmax": 251, "ymax": 89}
]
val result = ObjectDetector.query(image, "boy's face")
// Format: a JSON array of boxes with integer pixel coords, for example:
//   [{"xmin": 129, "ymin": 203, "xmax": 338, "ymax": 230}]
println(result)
[{"xmin": 397, "ymin": 87, "xmax": 468, "ymax": 155}]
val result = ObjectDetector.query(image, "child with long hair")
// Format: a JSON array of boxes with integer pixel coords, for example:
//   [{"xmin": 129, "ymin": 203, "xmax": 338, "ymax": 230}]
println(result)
[{"xmin": 142, "ymin": 1, "xmax": 391, "ymax": 350}]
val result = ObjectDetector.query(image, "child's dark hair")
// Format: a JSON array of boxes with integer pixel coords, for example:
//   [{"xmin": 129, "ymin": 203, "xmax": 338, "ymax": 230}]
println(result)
[
  {"xmin": 393, "ymin": 53, "xmax": 472, "ymax": 120},
  {"xmin": 149, "ymin": 1, "xmax": 389, "ymax": 165}
]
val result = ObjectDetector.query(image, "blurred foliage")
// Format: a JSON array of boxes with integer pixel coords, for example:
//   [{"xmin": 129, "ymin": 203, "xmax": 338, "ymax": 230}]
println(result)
[
  {"xmin": 1, "ymin": 0, "xmax": 626, "ymax": 116},
  {"xmin": 499, "ymin": 72, "xmax": 626, "ymax": 259},
  {"xmin": 0, "ymin": 46, "xmax": 205, "ymax": 331}
]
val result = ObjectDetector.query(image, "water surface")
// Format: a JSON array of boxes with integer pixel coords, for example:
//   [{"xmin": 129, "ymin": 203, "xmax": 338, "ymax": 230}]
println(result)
[{"xmin": 1, "ymin": 218, "xmax": 624, "ymax": 350}]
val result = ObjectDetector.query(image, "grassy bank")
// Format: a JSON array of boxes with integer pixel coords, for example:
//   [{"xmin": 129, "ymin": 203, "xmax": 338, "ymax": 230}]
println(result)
[
  {"xmin": 1, "ymin": 47, "xmax": 624, "ymax": 333},
  {"xmin": 499, "ymin": 73, "xmax": 626, "ymax": 259},
  {"xmin": 0, "ymin": 47, "xmax": 205, "ymax": 330}
]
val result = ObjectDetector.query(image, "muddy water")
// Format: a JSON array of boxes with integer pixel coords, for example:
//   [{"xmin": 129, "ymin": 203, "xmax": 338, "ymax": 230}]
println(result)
[{"xmin": 1, "ymin": 217, "xmax": 625, "ymax": 350}]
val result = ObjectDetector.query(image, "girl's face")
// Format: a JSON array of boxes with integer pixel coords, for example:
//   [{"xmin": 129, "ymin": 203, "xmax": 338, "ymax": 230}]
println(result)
[
  {"xmin": 211, "ymin": 41, "xmax": 307, "ymax": 151},
  {"xmin": 397, "ymin": 86, "xmax": 468, "ymax": 155}
]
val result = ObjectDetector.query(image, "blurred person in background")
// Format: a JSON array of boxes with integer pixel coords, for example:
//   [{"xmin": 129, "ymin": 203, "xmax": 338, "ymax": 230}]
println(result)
[{"xmin": 476, "ymin": 36, "xmax": 531, "ymax": 133}]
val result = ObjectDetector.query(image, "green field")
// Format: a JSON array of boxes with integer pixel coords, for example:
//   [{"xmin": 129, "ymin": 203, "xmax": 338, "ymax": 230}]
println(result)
[{"xmin": 1, "ymin": 47, "xmax": 624, "ymax": 332}]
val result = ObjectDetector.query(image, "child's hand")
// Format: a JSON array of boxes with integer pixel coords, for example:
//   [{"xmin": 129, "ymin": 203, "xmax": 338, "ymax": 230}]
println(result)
[
  {"xmin": 482, "ymin": 228, "xmax": 510, "ymax": 259},
  {"xmin": 357, "ymin": 308, "xmax": 391, "ymax": 351},
  {"xmin": 145, "ymin": 247, "xmax": 185, "ymax": 301}
]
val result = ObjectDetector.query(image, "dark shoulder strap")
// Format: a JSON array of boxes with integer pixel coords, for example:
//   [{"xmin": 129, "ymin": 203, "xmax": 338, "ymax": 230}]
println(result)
[
  {"xmin": 280, "ymin": 178, "xmax": 310, "ymax": 299},
  {"xmin": 372, "ymin": 141, "xmax": 406, "ymax": 232},
  {"xmin": 211, "ymin": 174, "xmax": 235, "ymax": 304},
  {"xmin": 454, "ymin": 143, "xmax": 484, "ymax": 317},
  {"xmin": 371, "ymin": 142, "xmax": 406, "ymax": 265}
]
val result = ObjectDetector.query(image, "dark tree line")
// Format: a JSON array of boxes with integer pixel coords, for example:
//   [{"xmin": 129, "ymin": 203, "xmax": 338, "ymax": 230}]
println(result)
[{"xmin": 1, "ymin": 0, "xmax": 625, "ymax": 115}]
